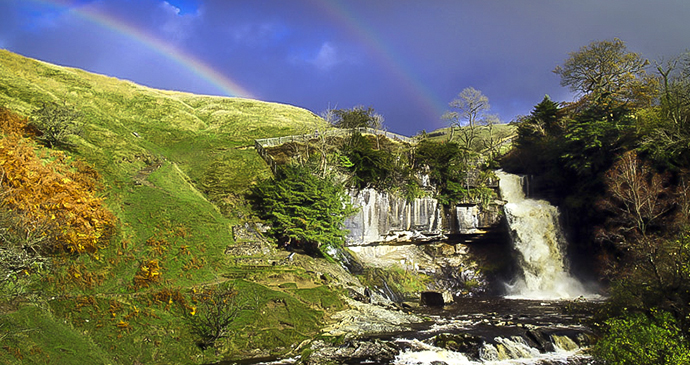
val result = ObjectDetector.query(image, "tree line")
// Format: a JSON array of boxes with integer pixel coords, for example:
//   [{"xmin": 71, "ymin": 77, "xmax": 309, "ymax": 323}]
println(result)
[{"xmin": 506, "ymin": 38, "xmax": 690, "ymax": 364}]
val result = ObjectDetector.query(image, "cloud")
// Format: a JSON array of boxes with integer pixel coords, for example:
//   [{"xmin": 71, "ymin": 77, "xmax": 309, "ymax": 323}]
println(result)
[
  {"xmin": 155, "ymin": 1, "xmax": 199, "ymax": 43},
  {"xmin": 311, "ymin": 42, "xmax": 340, "ymax": 71},
  {"xmin": 294, "ymin": 41, "xmax": 358, "ymax": 73},
  {"xmin": 162, "ymin": 0, "xmax": 199, "ymax": 15},
  {"xmin": 230, "ymin": 22, "xmax": 287, "ymax": 46}
]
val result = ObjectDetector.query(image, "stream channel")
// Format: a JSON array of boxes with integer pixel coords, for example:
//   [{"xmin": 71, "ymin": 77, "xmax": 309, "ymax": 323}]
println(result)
[
  {"xmin": 234, "ymin": 172, "xmax": 602, "ymax": 364},
  {"xmin": 232, "ymin": 297, "xmax": 600, "ymax": 365}
]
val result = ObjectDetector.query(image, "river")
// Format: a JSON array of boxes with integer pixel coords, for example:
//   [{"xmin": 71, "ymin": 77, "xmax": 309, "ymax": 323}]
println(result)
[{"xmin": 233, "ymin": 295, "xmax": 599, "ymax": 364}]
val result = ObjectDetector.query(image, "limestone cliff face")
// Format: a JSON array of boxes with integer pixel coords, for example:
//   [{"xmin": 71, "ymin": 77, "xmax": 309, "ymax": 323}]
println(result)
[
  {"xmin": 344, "ymin": 189, "xmax": 503, "ymax": 246},
  {"xmin": 344, "ymin": 188, "xmax": 442, "ymax": 245},
  {"xmin": 453, "ymin": 203, "xmax": 504, "ymax": 235}
]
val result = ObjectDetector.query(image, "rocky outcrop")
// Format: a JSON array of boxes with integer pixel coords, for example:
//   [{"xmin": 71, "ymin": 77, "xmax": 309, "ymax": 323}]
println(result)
[
  {"xmin": 344, "ymin": 188, "xmax": 443, "ymax": 245},
  {"xmin": 302, "ymin": 338, "xmax": 399, "ymax": 365},
  {"xmin": 432, "ymin": 333, "xmax": 484, "ymax": 360},
  {"xmin": 344, "ymin": 188, "xmax": 504, "ymax": 246},
  {"xmin": 454, "ymin": 202, "xmax": 504, "ymax": 234},
  {"xmin": 322, "ymin": 298, "xmax": 424, "ymax": 337}
]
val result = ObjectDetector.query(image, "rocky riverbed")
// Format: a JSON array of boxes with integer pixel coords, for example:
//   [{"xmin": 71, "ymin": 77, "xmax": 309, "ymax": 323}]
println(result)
[{"xmin": 294, "ymin": 296, "xmax": 600, "ymax": 365}]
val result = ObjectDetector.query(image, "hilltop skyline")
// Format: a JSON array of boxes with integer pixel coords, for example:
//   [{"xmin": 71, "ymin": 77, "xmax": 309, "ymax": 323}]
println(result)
[{"xmin": 2, "ymin": 0, "xmax": 690, "ymax": 135}]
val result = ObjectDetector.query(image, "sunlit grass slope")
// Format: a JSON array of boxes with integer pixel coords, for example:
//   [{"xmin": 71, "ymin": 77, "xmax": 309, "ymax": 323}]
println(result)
[
  {"xmin": 0, "ymin": 49, "xmax": 324, "ymax": 193},
  {"xmin": 0, "ymin": 49, "xmax": 337, "ymax": 364}
]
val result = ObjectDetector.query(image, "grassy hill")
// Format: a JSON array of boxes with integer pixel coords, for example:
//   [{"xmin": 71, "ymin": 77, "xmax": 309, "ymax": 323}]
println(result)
[
  {"xmin": 0, "ymin": 50, "xmax": 345, "ymax": 364},
  {"xmin": 425, "ymin": 124, "xmax": 517, "ymax": 152}
]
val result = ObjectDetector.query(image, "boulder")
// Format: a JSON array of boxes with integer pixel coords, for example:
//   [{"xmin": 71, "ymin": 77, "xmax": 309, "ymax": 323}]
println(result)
[
  {"xmin": 303, "ymin": 339, "xmax": 399, "ymax": 365},
  {"xmin": 433, "ymin": 333, "xmax": 484, "ymax": 360},
  {"xmin": 525, "ymin": 328, "xmax": 555, "ymax": 353}
]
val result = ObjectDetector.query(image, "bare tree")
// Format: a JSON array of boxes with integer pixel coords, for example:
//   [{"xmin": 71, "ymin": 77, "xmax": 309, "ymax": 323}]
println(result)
[
  {"xmin": 190, "ymin": 282, "xmax": 257, "ymax": 349},
  {"xmin": 480, "ymin": 113, "xmax": 501, "ymax": 156},
  {"xmin": 442, "ymin": 87, "xmax": 490, "ymax": 149},
  {"xmin": 601, "ymin": 150, "xmax": 672, "ymax": 238},
  {"xmin": 598, "ymin": 151, "xmax": 674, "ymax": 287}
]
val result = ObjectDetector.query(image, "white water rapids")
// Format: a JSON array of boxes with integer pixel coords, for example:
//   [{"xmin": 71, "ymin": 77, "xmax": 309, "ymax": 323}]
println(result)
[{"xmin": 497, "ymin": 171, "xmax": 592, "ymax": 300}]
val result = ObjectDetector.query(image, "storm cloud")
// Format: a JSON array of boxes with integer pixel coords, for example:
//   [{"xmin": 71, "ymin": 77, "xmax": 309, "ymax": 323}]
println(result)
[{"xmin": 2, "ymin": 0, "xmax": 689, "ymax": 135}]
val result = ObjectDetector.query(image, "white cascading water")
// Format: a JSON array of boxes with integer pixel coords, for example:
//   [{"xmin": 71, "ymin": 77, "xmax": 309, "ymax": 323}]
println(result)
[
  {"xmin": 394, "ymin": 336, "xmax": 586, "ymax": 364},
  {"xmin": 496, "ymin": 171, "xmax": 590, "ymax": 300}
]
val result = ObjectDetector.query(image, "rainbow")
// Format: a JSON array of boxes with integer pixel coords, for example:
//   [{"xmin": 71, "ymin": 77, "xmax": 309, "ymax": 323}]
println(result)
[
  {"xmin": 312, "ymin": 0, "xmax": 448, "ymax": 123},
  {"xmin": 26, "ymin": 0, "xmax": 255, "ymax": 99}
]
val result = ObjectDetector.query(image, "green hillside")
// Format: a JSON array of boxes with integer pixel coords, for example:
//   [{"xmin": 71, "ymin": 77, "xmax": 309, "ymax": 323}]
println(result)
[{"xmin": 0, "ymin": 50, "xmax": 342, "ymax": 364}]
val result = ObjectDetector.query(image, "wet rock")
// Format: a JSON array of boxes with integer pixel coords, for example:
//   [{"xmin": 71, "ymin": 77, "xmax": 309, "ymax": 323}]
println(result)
[
  {"xmin": 424, "ymin": 242, "xmax": 457, "ymax": 257},
  {"xmin": 344, "ymin": 188, "xmax": 443, "ymax": 246},
  {"xmin": 347, "ymin": 288, "xmax": 371, "ymax": 304},
  {"xmin": 455, "ymin": 244, "xmax": 469, "ymax": 255},
  {"xmin": 442, "ymin": 291, "xmax": 454, "ymax": 304},
  {"xmin": 551, "ymin": 334, "xmax": 579, "ymax": 351},
  {"xmin": 335, "ymin": 247, "xmax": 365, "ymax": 275},
  {"xmin": 303, "ymin": 339, "xmax": 399, "ymax": 365},
  {"xmin": 323, "ymin": 298, "xmax": 424, "ymax": 337},
  {"xmin": 433, "ymin": 333, "xmax": 484, "ymax": 360},
  {"xmin": 420, "ymin": 291, "xmax": 445, "ymax": 307},
  {"xmin": 525, "ymin": 328, "xmax": 555, "ymax": 353}
]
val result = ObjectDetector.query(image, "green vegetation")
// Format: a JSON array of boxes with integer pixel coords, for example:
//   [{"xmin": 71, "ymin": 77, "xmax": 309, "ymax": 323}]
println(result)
[
  {"xmin": 0, "ymin": 49, "xmax": 337, "ymax": 364},
  {"xmin": 29, "ymin": 101, "xmax": 83, "ymax": 148},
  {"xmin": 424, "ymin": 123, "xmax": 516, "ymax": 156},
  {"xmin": 593, "ymin": 311, "xmax": 690, "ymax": 365},
  {"xmin": 263, "ymin": 128, "xmax": 501, "ymax": 208},
  {"xmin": 357, "ymin": 266, "xmax": 429, "ymax": 301},
  {"xmin": 250, "ymin": 164, "xmax": 356, "ymax": 256},
  {"xmin": 413, "ymin": 139, "xmax": 496, "ymax": 206},
  {"xmin": 324, "ymin": 105, "xmax": 383, "ymax": 129},
  {"xmin": 507, "ymin": 39, "xmax": 690, "ymax": 363},
  {"xmin": 342, "ymin": 131, "xmax": 417, "ymax": 194}
]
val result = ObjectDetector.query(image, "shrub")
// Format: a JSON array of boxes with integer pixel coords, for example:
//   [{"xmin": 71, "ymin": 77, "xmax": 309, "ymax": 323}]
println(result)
[
  {"xmin": 29, "ymin": 101, "xmax": 83, "ymax": 148},
  {"xmin": 343, "ymin": 132, "xmax": 396, "ymax": 190},
  {"xmin": 133, "ymin": 260, "xmax": 162, "ymax": 289},
  {"xmin": 189, "ymin": 282, "xmax": 254, "ymax": 349},
  {"xmin": 593, "ymin": 310, "xmax": 690, "ymax": 365},
  {"xmin": 0, "ymin": 107, "xmax": 115, "ymax": 254},
  {"xmin": 0, "ymin": 205, "xmax": 52, "ymax": 307}
]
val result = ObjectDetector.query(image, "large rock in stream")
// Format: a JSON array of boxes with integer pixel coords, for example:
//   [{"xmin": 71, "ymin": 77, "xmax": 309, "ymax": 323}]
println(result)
[{"xmin": 302, "ymin": 338, "xmax": 399, "ymax": 365}]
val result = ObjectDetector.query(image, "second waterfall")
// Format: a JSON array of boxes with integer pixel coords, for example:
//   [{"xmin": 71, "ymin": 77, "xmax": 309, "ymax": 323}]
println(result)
[{"xmin": 496, "ymin": 171, "xmax": 591, "ymax": 300}]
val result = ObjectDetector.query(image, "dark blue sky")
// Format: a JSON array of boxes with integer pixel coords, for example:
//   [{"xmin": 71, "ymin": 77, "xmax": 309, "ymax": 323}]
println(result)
[{"xmin": 2, "ymin": 0, "xmax": 689, "ymax": 136}]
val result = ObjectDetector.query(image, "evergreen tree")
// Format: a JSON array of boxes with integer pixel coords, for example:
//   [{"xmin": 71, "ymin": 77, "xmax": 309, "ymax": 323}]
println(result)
[{"xmin": 250, "ymin": 164, "xmax": 356, "ymax": 256}]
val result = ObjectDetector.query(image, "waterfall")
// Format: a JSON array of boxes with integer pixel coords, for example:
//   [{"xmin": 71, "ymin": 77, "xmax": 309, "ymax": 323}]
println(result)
[{"xmin": 497, "ymin": 171, "xmax": 589, "ymax": 300}]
